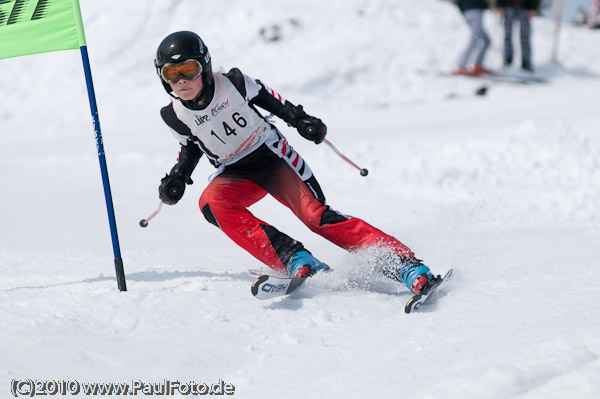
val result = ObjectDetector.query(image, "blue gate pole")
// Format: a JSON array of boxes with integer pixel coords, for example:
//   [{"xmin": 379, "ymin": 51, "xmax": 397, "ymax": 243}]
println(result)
[{"xmin": 80, "ymin": 45, "xmax": 127, "ymax": 292}]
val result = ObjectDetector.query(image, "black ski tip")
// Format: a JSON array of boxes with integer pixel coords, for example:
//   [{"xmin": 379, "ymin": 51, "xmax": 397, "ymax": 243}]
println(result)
[
  {"xmin": 251, "ymin": 275, "xmax": 270, "ymax": 296},
  {"xmin": 405, "ymin": 294, "xmax": 423, "ymax": 314}
]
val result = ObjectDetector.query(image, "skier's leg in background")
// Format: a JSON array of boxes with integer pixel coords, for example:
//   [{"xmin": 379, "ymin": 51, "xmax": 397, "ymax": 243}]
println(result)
[
  {"xmin": 504, "ymin": 8, "xmax": 516, "ymax": 66},
  {"xmin": 518, "ymin": 9, "xmax": 533, "ymax": 70},
  {"xmin": 470, "ymin": 9, "xmax": 491, "ymax": 68},
  {"xmin": 457, "ymin": 9, "xmax": 482, "ymax": 71}
]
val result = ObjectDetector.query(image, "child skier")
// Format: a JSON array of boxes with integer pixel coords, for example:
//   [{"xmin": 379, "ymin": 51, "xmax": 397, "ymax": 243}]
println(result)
[{"xmin": 154, "ymin": 31, "xmax": 435, "ymax": 293}]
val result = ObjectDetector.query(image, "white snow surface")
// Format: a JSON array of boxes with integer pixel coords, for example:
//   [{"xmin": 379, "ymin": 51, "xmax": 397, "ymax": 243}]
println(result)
[{"xmin": 2, "ymin": 0, "xmax": 600, "ymax": 398}]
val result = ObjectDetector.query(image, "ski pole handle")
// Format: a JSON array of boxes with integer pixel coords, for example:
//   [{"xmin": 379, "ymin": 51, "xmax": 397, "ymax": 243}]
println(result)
[
  {"xmin": 140, "ymin": 202, "xmax": 163, "ymax": 228},
  {"xmin": 323, "ymin": 138, "xmax": 369, "ymax": 177}
]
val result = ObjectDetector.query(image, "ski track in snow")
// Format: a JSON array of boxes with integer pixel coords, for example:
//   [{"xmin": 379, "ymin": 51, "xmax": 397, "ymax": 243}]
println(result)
[{"xmin": 1, "ymin": 1, "xmax": 600, "ymax": 398}]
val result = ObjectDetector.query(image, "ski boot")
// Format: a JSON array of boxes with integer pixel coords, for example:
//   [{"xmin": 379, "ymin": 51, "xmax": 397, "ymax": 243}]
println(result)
[
  {"xmin": 471, "ymin": 64, "xmax": 496, "ymax": 76},
  {"xmin": 382, "ymin": 257, "xmax": 434, "ymax": 294},
  {"xmin": 287, "ymin": 250, "xmax": 329, "ymax": 278}
]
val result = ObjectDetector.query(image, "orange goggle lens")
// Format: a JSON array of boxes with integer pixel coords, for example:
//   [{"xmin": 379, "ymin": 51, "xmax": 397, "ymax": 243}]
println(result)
[{"xmin": 160, "ymin": 59, "xmax": 202, "ymax": 84}]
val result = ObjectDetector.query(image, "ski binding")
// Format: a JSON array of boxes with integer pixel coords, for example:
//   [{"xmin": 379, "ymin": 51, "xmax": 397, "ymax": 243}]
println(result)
[{"xmin": 405, "ymin": 268, "xmax": 453, "ymax": 314}]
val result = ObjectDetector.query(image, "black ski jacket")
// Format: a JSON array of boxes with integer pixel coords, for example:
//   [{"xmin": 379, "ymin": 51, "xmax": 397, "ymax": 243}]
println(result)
[
  {"xmin": 456, "ymin": 0, "xmax": 489, "ymax": 12},
  {"xmin": 496, "ymin": 0, "xmax": 540, "ymax": 10}
]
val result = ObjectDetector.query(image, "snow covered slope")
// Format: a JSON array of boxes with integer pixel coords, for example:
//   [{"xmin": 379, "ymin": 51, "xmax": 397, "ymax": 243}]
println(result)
[{"xmin": 1, "ymin": 1, "xmax": 600, "ymax": 398}]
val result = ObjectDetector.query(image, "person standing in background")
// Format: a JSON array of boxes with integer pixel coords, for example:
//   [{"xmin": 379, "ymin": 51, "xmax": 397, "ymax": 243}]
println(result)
[
  {"xmin": 587, "ymin": 0, "xmax": 600, "ymax": 29},
  {"xmin": 496, "ymin": 0, "xmax": 541, "ymax": 72},
  {"xmin": 453, "ymin": 0, "xmax": 494, "ymax": 76}
]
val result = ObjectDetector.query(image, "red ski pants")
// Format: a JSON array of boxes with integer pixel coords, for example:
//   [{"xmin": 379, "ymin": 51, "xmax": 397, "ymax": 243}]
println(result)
[{"xmin": 198, "ymin": 158, "xmax": 413, "ymax": 272}]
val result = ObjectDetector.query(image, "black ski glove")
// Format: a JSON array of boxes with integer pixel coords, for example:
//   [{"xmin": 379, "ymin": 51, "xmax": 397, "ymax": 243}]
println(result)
[
  {"xmin": 159, "ymin": 174, "xmax": 192, "ymax": 205},
  {"xmin": 285, "ymin": 104, "xmax": 327, "ymax": 144},
  {"xmin": 297, "ymin": 117, "xmax": 327, "ymax": 144},
  {"xmin": 159, "ymin": 145, "xmax": 199, "ymax": 205}
]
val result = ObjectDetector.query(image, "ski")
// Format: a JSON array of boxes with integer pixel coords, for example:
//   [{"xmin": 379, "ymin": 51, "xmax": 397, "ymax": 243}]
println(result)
[
  {"xmin": 405, "ymin": 268, "xmax": 453, "ymax": 314},
  {"xmin": 251, "ymin": 269, "xmax": 454, "ymax": 309},
  {"xmin": 419, "ymin": 69, "xmax": 549, "ymax": 85},
  {"xmin": 482, "ymin": 73, "xmax": 548, "ymax": 85},
  {"xmin": 251, "ymin": 275, "xmax": 308, "ymax": 300}
]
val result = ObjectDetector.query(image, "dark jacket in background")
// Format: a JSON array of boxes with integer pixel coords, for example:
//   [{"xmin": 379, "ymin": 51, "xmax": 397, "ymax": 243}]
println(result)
[
  {"xmin": 456, "ymin": 0, "xmax": 489, "ymax": 12},
  {"xmin": 496, "ymin": 0, "xmax": 540, "ymax": 10}
]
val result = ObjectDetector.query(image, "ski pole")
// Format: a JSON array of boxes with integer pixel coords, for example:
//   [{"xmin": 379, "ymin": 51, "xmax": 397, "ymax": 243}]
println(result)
[
  {"xmin": 139, "ymin": 202, "xmax": 163, "ymax": 228},
  {"xmin": 323, "ymin": 138, "xmax": 369, "ymax": 176}
]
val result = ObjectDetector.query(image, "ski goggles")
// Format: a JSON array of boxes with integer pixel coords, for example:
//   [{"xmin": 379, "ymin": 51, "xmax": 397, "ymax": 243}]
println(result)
[{"xmin": 160, "ymin": 59, "xmax": 202, "ymax": 84}]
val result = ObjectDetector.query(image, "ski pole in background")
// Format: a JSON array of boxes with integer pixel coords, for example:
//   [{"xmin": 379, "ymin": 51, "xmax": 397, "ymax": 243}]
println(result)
[
  {"xmin": 552, "ymin": 0, "xmax": 563, "ymax": 64},
  {"xmin": 323, "ymin": 138, "xmax": 369, "ymax": 177},
  {"xmin": 140, "ymin": 202, "xmax": 163, "ymax": 228}
]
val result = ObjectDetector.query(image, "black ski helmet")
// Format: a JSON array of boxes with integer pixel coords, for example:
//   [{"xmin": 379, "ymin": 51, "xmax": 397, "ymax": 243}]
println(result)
[{"xmin": 155, "ymin": 31, "xmax": 213, "ymax": 97}]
